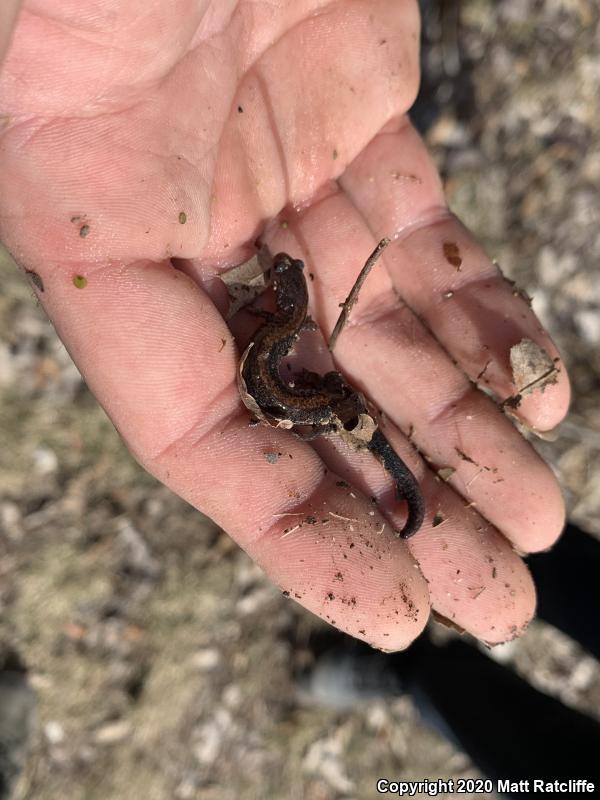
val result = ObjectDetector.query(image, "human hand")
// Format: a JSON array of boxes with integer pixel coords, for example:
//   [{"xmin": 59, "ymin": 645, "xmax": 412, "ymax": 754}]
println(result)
[{"xmin": 0, "ymin": 0, "xmax": 569, "ymax": 649}]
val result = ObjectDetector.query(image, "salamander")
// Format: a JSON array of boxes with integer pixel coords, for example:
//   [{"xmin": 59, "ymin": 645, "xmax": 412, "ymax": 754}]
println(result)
[{"xmin": 240, "ymin": 252, "xmax": 425, "ymax": 539}]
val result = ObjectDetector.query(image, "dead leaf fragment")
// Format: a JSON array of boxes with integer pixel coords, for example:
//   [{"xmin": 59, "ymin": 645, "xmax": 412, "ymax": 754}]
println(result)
[
  {"xmin": 443, "ymin": 241, "xmax": 462, "ymax": 270},
  {"xmin": 221, "ymin": 246, "xmax": 273, "ymax": 319},
  {"xmin": 437, "ymin": 466, "xmax": 456, "ymax": 482},
  {"xmin": 336, "ymin": 412, "xmax": 378, "ymax": 448},
  {"xmin": 237, "ymin": 343, "xmax": 293, "ymax": 429},
  {"xmin": 509, "ymin": 338, "xmax": 559, "ymax": 397}
]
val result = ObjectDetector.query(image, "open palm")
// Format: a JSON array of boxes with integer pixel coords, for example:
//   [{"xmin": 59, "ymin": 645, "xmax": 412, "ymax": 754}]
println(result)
[{"xmin": 0, "ymin": 0, "xmax": 569, "ymax": 649}]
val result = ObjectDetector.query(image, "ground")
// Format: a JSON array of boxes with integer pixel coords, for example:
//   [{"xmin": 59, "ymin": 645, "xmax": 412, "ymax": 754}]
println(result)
[{"xmin": 1, "ymin": 1, "xmax": 599, "ymax": 798}]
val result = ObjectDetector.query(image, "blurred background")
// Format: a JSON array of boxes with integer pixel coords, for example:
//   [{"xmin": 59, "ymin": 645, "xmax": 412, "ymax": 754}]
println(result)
[{"xmin": 1, "ymin": 1, "xmax": 599, "ymax": 798}]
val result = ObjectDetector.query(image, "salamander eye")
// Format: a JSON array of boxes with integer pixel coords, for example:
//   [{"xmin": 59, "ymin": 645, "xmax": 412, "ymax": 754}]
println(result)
[{"xmin": 273, "ymin": 253, "xmax": 304, "ymax": 273}]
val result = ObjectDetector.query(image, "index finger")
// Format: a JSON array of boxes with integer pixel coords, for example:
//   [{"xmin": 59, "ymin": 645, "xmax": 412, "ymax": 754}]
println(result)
[{"xmin": 339, "ymin": 119, "xmax": 571, "ymax": 431}]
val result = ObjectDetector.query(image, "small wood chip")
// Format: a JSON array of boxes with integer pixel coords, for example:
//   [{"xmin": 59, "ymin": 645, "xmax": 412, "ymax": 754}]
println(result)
[{"xmin": 328, "ymin": 238, "xmax": 390, "ymax": 351}]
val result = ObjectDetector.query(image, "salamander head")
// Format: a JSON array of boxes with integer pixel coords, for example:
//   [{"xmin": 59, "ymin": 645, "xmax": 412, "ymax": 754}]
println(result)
[
  {"xmin": 273, "ymin": 253, "xmax": 305, "ymax": 274},
  {"xmin": 271, "ymin": 252, "xmax": 309, "ymax": 316}
]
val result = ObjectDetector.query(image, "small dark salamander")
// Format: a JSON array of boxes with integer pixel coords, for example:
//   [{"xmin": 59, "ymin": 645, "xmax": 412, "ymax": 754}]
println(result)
[{"xmin": 241, "ymin": 253, "xmax": 425, "ymax": 539}]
